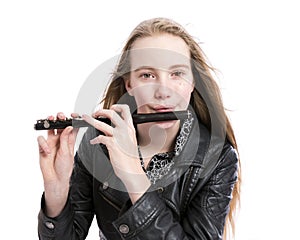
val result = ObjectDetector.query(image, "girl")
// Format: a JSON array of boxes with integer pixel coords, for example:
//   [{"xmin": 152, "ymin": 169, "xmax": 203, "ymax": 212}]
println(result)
[{"xmin": 37, "ymin": 17, "xmax": 240, "ymax": 239}]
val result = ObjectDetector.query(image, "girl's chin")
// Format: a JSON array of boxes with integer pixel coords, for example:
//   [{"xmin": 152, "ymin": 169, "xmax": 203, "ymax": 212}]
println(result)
[{"xmin": 154, "ymin": 120, "xmax": 178, "ymax": 129}]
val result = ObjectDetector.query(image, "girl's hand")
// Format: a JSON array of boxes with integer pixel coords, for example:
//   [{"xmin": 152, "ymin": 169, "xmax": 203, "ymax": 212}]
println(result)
[
  {"xmin": 37, "ymin": 112, "xmax": 79, "ymax": 217},
  {"xmin": 82, "ymin": 105, "xmax": 150, "ymax": 203}
]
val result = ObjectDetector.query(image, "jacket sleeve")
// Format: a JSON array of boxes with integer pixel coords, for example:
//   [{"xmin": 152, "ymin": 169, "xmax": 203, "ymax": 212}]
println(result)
[
  {"xmin": 112, "ymin": 147, "xmax": 239, "ymax": 240},
  {"xmin": 38, "ymin": 153, "xmax": 95, "ymax": 240}
]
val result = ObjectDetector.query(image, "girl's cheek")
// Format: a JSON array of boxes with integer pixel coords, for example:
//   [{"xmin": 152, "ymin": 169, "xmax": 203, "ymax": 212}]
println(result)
[
  {"xmin": 176, "ymin": 88, "xmax": 193, "ymax": 107},
  {"xmin": 133, "ymin": 91, "xmax": 153, "ymax": 106}
]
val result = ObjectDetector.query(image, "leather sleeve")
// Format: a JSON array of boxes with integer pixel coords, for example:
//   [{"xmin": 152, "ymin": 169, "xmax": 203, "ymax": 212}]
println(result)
[
  {"xmin": 112, "ymin": 147, "xmax": 238, "ymax": 240},
  {"xmin": 37, "ymin": 153, "xmax": 95, "ymax": 240},
  {"xmin": 182, "ymin": 147, "xmax": 239, "ymax": 239}
]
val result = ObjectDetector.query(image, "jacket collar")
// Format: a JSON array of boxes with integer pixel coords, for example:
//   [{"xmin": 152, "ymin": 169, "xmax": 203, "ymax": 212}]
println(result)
[{"xmin": 151, "ymin": 111, "xmax": 227, "ymax": 188}]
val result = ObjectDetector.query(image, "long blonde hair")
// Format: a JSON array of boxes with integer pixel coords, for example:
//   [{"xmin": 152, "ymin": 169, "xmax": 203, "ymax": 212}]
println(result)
[{"xmin": 102, "ymin": 18, "xmax": 241, "ymax": 239}]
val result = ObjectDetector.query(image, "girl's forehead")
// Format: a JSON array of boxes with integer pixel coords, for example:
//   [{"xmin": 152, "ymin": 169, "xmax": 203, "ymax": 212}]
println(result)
[
  {"xmin": 131, "ymin": 34, "xmax": 190, "ymax": 55},
  {"xmin": 129, "ymin": 48, "xmax": 191, "ymax": 71}
]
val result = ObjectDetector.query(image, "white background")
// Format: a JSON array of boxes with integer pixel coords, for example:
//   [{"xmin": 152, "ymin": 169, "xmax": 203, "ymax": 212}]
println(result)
[{"xmin": 1, "ymin": 0, "xmax": 299, "ymax": 239}]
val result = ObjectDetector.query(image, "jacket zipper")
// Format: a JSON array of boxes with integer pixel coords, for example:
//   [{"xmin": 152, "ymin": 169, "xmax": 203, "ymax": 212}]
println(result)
[
  {"xmin": 99, "ymin": 192, "xmax": 122, "ymax": 211},
  {"xmin": 181, "ymin": 166, "xmax": 194, "ymax": 216}
]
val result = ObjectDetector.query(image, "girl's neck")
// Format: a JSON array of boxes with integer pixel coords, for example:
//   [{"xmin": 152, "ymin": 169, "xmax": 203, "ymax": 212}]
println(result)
[{"xmin": 137, "ymin": 121, "xmax": 180, "ymax": 158}]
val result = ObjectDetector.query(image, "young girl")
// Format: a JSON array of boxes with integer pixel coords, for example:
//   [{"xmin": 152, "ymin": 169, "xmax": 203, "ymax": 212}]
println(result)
[{"xmin": 37, "ymin": 17, "xmax": 241, "ymax": 239}]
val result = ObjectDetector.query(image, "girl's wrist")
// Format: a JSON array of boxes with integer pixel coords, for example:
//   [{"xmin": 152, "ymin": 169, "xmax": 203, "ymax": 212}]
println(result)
[
  {"xmin": 44, "ymin": 188, "xmax": 69, "ymax": 217},
  {"xmin": 124, "ymin": 174, "xmax": 151, "ymax": 204},
  {"xmin": 122, "ymin": 171, "xmax": 150, "ymax": 194},
  {"xmin": 44, "ymin": 181, "xmax": 70, "ymax": 203}
]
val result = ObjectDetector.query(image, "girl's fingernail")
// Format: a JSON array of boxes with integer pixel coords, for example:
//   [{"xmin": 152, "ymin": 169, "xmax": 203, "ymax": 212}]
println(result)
[
  {"xmin": 90, "ymin": 139, "xmax": 97, "ymax": 144},
  {"xmin": 46, "ymin": 148, "xmax": 51, "ymax": 154}
]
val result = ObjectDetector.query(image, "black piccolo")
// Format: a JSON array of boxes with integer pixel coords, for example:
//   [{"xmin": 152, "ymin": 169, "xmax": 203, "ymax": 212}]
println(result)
[{"xmin": 34, "ymin": 110, "xmax": 191, "ymax": 130}]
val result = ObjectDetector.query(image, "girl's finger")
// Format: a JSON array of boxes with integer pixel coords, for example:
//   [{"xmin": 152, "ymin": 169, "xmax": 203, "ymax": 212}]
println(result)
[
  {"xmin": 37, "ymin": 136, "xmax": 51, "ymax": 154},
  {"xmin": 47, "ymin": 115, "xmax": 54, "ymax": 121},
  {"xmin": 82, "ymin": 114, "xmax": 114, "ymax": 136},
  {"xmin": 71, "ymin": 112, "xmax": 80, "ymax": 118},
  {"xmin": 56, "ymin": 112, "xmax": 66, "ymax": 120},
  {"xmin": 54, "ymin": 112, "xmax": 66, "ymax": 134},
  {"xmin": 68, "ymin": 127, "xmax": 79, "ymax": 155},
  {"xmin": 59, "ymin": 126, "xmax": 73, "ymax": 153},
  {"xmin": 90, "ymin": 134, "xmax": 112, "ymax": 148},
  {"xmin": 110, "ymin": 104, "xmax": 133, "ymax": 125},
  {"xmin": 55, "ymin": 112, "xmax": 67, "ymax": 134},
  {"xmin": 92, "ymin": 109, "xmax": 123, "ymax": 127}
]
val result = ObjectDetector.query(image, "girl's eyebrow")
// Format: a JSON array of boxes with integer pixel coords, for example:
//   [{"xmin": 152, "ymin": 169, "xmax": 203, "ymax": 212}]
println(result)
[
  {"xmin": 133, "ymin": 64, "xmax": 190, "ymax": 72},
  {"xmin": 133, "ymin": 66, "xmax": 156, "ymax": 72},
  {"xmin": 169, "ymin": 64, "xmax": 190, "ymax": 70}
]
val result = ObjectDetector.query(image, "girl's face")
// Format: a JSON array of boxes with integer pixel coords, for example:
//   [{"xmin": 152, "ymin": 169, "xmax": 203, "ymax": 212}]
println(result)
[{"xmin": 125, "ymin": 34, "xmax": 194, "ymax": 129}]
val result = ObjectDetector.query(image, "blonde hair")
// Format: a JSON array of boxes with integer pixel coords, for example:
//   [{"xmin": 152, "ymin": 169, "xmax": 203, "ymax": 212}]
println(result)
[{"xmin": 102, "ymin": 17, "xmax": 241, "ymax": 239}]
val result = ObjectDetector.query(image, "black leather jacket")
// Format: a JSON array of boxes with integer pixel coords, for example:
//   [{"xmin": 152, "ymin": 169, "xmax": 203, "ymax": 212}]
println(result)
[{"xmin": 38, "ymin": 118, "xmax": 238, "ymax": 240}]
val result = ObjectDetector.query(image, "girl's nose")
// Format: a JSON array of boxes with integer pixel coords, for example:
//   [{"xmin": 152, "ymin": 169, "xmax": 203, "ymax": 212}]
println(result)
[{"xmin": 154, "ymin": 73, "xmax": 172, "ymax": 100}]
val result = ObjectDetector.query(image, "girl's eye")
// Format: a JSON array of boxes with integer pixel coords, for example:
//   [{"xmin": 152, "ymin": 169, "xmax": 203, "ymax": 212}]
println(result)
[
  {"xmin": 140, "ymin": 73, "xmax": 155, "ymax": 79},
  {"xmin": 171, "ymin": 71, "xmax": 185, "ymax": 78}
]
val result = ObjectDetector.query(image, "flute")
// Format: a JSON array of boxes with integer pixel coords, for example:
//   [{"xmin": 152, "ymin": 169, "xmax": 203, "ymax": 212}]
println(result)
[{"xmin": 34, "ymin": 110, "xmax": 191, "ymax": 130}]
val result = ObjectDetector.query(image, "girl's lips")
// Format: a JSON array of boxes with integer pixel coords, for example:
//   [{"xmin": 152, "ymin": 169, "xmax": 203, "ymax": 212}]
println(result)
[
  {"xmin": 154, "ymin": 108, "xmax": 175, "ymax": 112},
  {"xmin": 152, "ymin": 105, "xmax": 175, "ymax": 112}
]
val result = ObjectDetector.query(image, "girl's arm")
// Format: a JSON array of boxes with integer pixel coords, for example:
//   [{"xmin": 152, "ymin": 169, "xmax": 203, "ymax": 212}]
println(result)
[{"xmin": 112, "ymin": 146, "xmax": 238, "ymax": 239}]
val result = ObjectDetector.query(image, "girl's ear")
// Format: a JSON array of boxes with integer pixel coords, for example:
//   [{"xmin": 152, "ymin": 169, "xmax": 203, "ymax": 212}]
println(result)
[
  {"xmin": 191, "ymin": 82, "xmax": 195, "ymax": 92},
  {"xmin": 190, "ymin": 77, "xmax": 195, "ymax": 92},
  {"xmin": 124, "ymin": 79, "xmax": 134, "ymax": 96}
]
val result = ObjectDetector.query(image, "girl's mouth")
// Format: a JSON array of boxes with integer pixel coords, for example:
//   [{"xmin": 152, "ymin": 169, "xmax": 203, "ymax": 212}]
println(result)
[{"xmin": 152, "ymin": 105, "xmax": 175, "ymax": 112}]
